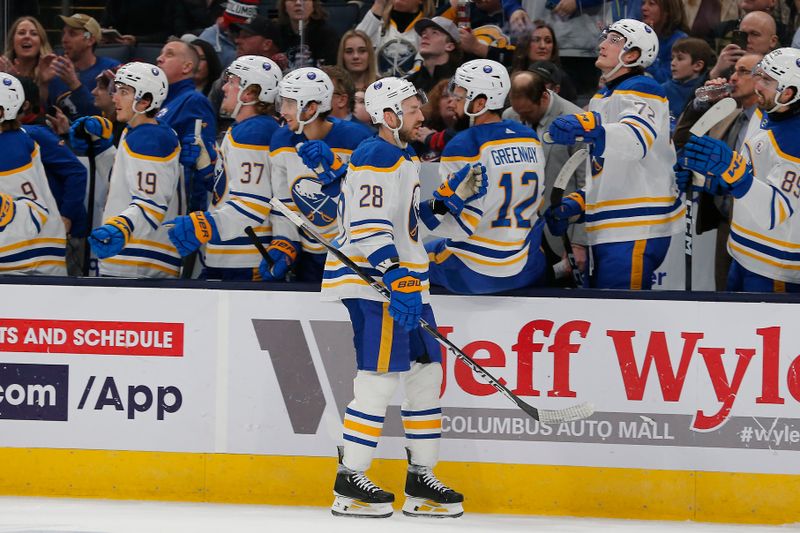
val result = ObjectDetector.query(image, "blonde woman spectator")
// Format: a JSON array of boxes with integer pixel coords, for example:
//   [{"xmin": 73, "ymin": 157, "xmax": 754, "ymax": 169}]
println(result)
[
  {"xmin": 337, "ymin": 30, "xmax": 378, "ymax": 91},
  {"xmin": 0, "ymin": 17, "xmax": 53, "ymax": 84},
  {"xmin": 356, "ymin": 0, "xmax": 434, "ymax": 75}
]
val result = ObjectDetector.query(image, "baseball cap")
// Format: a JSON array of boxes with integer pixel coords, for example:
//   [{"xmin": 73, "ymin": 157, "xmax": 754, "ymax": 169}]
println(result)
[
  {"xmin": 232, "ymin": 15, "xmax": 280, "ymax": 42},
  {"xmin": 528, "ymin": 60, "xmax": 562, "ymax": 85},
  {"xmin": 414, "ymin": 16, "xmax": 460, "ymax": 44},
  {"xmin": 59, "ymin": 13, "xmax": 102, "ymax": 42}
]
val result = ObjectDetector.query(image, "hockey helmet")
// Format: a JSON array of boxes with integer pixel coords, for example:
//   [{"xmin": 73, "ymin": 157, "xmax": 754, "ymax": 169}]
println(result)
[
  {"xmin": 364, "ymin": 77, "xmax": 426, "ymax": 144},
  {"xmin": 278, "ymin": 67, "xmax": 333, "ymax": 134},
  {"xmin": 755, "ymin": 48, "xmax": 800, "ymax": 110},
  {"xmin": 114, "ymin": 62, "xmax": 169, "ymax": 113},
  {"xmin": 0, "ymin": 73, "xmax": 24, "ymax": 121},
  {"xmin": 602, "ymin": 19, "xmax": 659, "ymax": 79},
  {"xmin": 450, "ymin": 59, "xmax": 510, "ymax": 117}
]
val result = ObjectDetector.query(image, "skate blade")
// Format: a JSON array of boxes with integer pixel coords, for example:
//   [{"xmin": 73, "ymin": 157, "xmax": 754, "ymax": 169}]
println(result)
[
  {"xmin": 331, "ymin": 495, "xmax": 393, "ymax": 518},
  {"xmin": 401, "ymin": 497, "xmax": 463, "ymax": 518}
]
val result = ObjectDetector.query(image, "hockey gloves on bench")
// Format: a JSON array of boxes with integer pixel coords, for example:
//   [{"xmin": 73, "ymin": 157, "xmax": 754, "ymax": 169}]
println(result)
[
  {"xmin": 548, "ymin": 112, "xmax": 605, "ymax": 154},
  {"xmin": 166, "ymin": 211, "xmax": 218, "ymax": 257},
  {"xmin": 258, "ymin": 238, "xmax": 298, "ymax": 281},
  {"xmin": 382, "ymin": 267, "xmax": 423, "ymax": 331},
  {"xmin": 683, "ymin": 134, "xmax": 753, "ymax": 198},
  {"xmin": 544, "ymin": 192, "xmax": 584, "ymax": 236},
  {"xmin": 89, "ymin": 216, "xmax": 132, "ymax": 259},
  {"xmin": 180, "ymin": 134, "xmax": 217, "ymax": 211},
  {"xmin": 433, "ymin": 163, "xmax": 488, "ymax": 216},
  {"xmin": 298, "ymin": 140, "xmax": 346, "ymax": 185},
  {"xmin": 70, "ymin": 116, "xmax": 114, "ymax": 156}
]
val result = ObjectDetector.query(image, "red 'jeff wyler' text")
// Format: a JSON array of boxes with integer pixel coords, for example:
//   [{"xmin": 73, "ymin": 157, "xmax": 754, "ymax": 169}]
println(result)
[
  {"xmin": 0, "ymin": 318, "xmax": 183, "ymax": 356},
  {"xmin": 436, "ymin": 321, "xmax": 798, "ymax": 432}
]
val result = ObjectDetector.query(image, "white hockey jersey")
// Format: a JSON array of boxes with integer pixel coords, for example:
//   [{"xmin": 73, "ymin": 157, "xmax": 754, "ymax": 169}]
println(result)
[
  {"xmin": 321, "ymin": 136, "xmax": 429, "ymax": 302},
  {"xmin": 0, "ymin": 130, "xmax": 66, "ymax": 275},
  {"xmin": 731, "ymin": 115, "xmax": 800, "ymax": 283},
  {"xmin": 427, "ymin": 120, "xmax": 545, "ymax": 279},
  {"xmin": 204, "ymin": 114, "xmax": 280, "ymax": 270},
  {"xmin": 584, "ymin": 75, "xmax": 683, "ymax": 244},
  {"xmin": 269, "ymin": 118, "xmax": 373, "ymax": 255},
  {"xmin": 99, "ymin": 122, "xmax": 182, "ymax": 278}
]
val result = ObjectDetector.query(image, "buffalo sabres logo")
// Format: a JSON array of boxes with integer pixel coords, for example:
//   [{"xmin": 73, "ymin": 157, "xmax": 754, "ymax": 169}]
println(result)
[
  {"xmin": 291, "ymin": 176, "xmax": 338, "ymax": 227},
  {"xmin": 408, "ymin": 184, "xmax": 420, "ymax": 242}
]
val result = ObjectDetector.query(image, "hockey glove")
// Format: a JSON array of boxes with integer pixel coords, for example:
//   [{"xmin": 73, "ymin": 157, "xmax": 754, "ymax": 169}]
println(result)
[
  {"xmin": 0, "ymin": 193, "xmax": 15, "ymax": 230},
  {"xmin": 683, "ymin": 135, "xmax": 753, "ymax": 198},
  {"xmin": 544, "ymin": 192, "xmax": 584, "ymax": 236},
  {"xmin": 548, "ymin": 112, "xmax": 605, "ymax": 153},
  {"xmin": 433, "ymin": 163, "xmax": 489, "ymax": 216},
  {"xmin": 298, "ymin": 140, "xmax": 346, "ymax": 185},
  {"xmin": 166, "ymin": 211, "xmax": 218, "ymax": 257},
  {"xmin": 258, "ymin": 238, "xmax": 298, "ymax": 281},
  {"xmin": 674, "ymin": 159, "xmax": 723, "ymax": 196},
  {"xmin": 88, "ymin": 216, "xmax": 132, "ymax": 259},
  {"xmin": 382, "ymin": 267, "xmax": 423, "ymax": 331},
  {"xmin": 69, "ymin": 116, "xmax": 114, "ymax": 156}
]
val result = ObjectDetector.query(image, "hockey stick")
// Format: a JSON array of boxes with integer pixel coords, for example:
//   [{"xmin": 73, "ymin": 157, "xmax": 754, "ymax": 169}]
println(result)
[
  {"xmin": 244, "ymin": 226, "xmax": 274, "ymax": 270},
  {"xmin": 269, "ymin": 197, "xmax": 593, "ymax": 424},
  {"xmin": 683, "ymin": 97, "xmax": 737, "ymax": 292},
  {"xmin": 550, "ymin": 148, "xmax": 588, "ymax": 288},
  {"xmin": 78, "ymin": 123, "xmax": 97, "ymax": 277},
  {"xmin": 181, "ymin": 119, "xmax": 204, "ymax": 279}
]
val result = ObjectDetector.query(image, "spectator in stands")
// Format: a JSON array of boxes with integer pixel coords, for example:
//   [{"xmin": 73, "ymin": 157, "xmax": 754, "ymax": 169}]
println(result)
[
  {"xmin": 709, "ymin": 10, "xmax": 778, "ymax": 78},
  {"xmin": 713, "ymin": 0, "xmax": 789, "ymax": 50},
  {"xmin": 662, "ymin": 37, "xmax": 715, "ymax": 131},
  {"xmin": 198, "ymin": 0, "xmax": 259, "ymax": 69},
  {"xmin": 18, "ymin": 77, "xmax": 88, "ymax": 249},
  {"xmin": 685, "ymin": 0, "xmax": 738, "ymax": 38},
  {"xmin": 232, "ymin": 16, "xmax": 286, "ymax": 71},
  {"xmin": 39, "ymin": 14, "xmax": 120, "ymax": 122},
  {"xmin": 183, "ymin": 36, "xmax": 223, "ymax": 95},
  {"xmin": 406, "ymin": 17, "xmax": 462, "ymax": 93},
  {"xmin": 90, "ymin": 67, "xmax": 125, "ymax": 145},
  {"xmin": 510, "ymin": 21, "xmax": 577, "ymax": 102},
  {"xmin": 443, "ymin": 0, "xmax": 519, "ymax": 66},
  {"xmin": 414, "ymin": 78, "xmax": 457, "ymax": 160},
  {"xmin": 155, "ymin": 38, "xmax": 218, "ymax": 212},
  {"xmin": 0, "ymin": 17, "xmax": 53, "ymax": 85},
  {"xmin": 337, "ymin": 30, "xmax": 378, "ymax": 91},
  {"xmin": 522, "ymin": 0, "xmax": 605, "ymax": 97},
  {"xmin": 176, "ymin": 0, "xmax": 226, "ymax": 36},
  {"xmin": 277, "ymin": 0, "xmax": 339, "ymax": 68},
  {"xmin": 641, "ymin": 0, "xmax": 689, "ymax": 83},
  {"xmin": 357, "ymin": 0, "xmax": 435, "ymax": 76},
  {"xmin": 502, "ymin": 69, "xmax": 587, "ymax": 276},
  {"xmin": 101, "ymin": 0, "xmax": 180, "ymax": 46},
  {"xmin": 321, "ymin": 66, "xmax": 373, "ymax": 132},
  {"xmin": 352, "ymin": 88, "xmax": 373, "ymax": 125}
]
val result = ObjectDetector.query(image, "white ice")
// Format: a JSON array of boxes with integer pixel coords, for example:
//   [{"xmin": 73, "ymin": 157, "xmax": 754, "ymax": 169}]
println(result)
[{"xmin": 0, "ymin": 497, "xmax": 796, "ymax": 533}]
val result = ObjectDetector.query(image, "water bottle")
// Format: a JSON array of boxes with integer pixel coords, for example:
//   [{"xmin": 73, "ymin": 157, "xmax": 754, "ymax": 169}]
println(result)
[
  {"xmin": 456, "ymin": 0, "xmax": 470, "ymax": 29},
  {"xmin": 694, "ymin": 83, "xmax": 733, "ymax": 102}
]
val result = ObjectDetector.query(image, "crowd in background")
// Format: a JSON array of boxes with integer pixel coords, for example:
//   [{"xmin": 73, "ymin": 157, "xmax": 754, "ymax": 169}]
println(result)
[{"xmin": 0, "ymin": 0, "xmax": 797, "ymax": 291}]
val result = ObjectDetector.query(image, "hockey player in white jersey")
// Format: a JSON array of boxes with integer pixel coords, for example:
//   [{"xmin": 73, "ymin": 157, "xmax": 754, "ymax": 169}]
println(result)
[
  {"xmin": 0, "ymin": 73, "xmax": 67, "ymax": 275},
  {"xmin": 545, "ymin": 19, "xmax": 683, "ymax": 289},
  {"xmin": 421, "ymin": 59, "xmax": 546, "ymax": 294},
  {"xmin": 262, "ymin": 67, "xmax": 373, "ymax": 283},
  {"xmin": 681, "ymin": 48, "xmax": 800, "ymax": 292},
  {"xmin": 88, "ymin": 62, "xmax": 182, "ymax": 278},
  {"xmin": 323, "ymin": 77, "xmax": 486, "ymax": 518},
  {"xmin": 166, "ymin": 55, "xmax": 282, "ymax": 280}
]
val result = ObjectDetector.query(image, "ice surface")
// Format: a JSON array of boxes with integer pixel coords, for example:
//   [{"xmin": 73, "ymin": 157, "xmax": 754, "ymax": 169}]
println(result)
[{"xmin": 0, "ymin": 497, "xmax": 794, "ymax": 533}]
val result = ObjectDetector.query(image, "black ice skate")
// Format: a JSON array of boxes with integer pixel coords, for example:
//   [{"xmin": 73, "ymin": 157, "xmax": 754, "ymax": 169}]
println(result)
[
  {"xmin": 402, "ymin": 450, "xmax": 464, "ymax": 518},
  {"xmin": 331, "ymin": 446, "xmax": 394, "ymax": 518}
]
